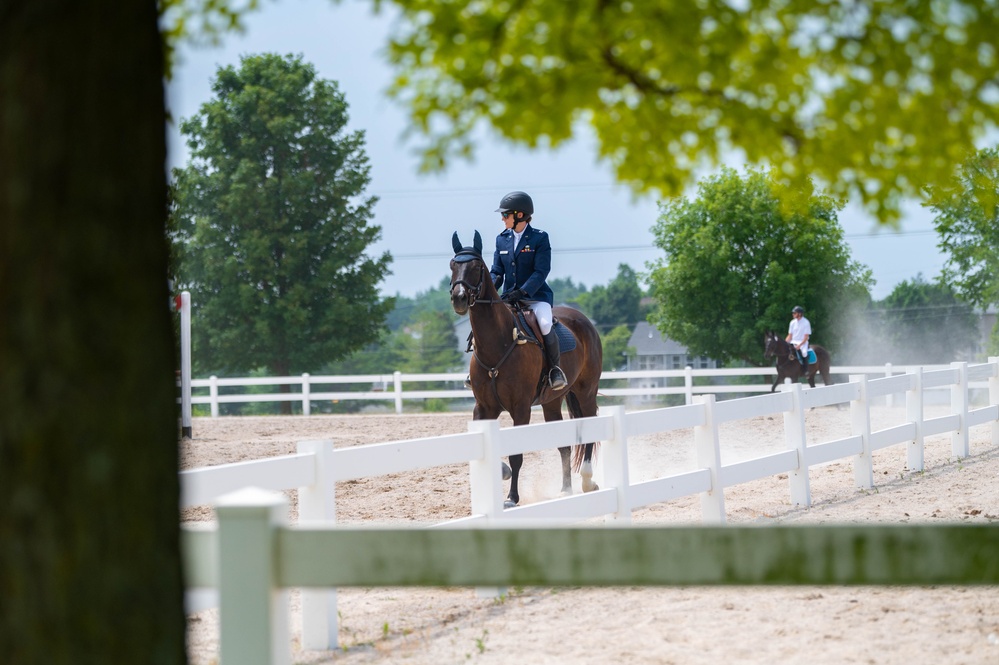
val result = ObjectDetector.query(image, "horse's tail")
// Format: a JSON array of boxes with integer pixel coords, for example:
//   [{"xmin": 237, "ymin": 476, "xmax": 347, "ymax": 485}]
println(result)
[{"xmin": 566, "ymin": 391, "xmax": 598, "ymax": 472}]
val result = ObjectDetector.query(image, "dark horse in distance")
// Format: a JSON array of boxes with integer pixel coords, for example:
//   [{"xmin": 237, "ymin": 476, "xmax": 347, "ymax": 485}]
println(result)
[
  {"xmin": 764, "ymin": 330, "xmax": 833, "ymax": 392},
  {"xmin": 450, "ymin": 231, "xmax": 604, "ymax": 508}
]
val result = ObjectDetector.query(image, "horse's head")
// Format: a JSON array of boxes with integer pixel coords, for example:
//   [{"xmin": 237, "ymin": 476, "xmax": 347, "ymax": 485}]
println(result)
[
  {"xmin": 763, "ymin": 330, "xmax": 782, "ymax": 359},
  {"xmin": 449, "ymin": 231, "xmax": 486, "ymax": 316}
]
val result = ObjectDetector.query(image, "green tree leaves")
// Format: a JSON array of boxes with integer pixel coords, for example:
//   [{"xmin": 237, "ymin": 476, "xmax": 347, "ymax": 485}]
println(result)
[
  {"xmin": 170, "ymin": 54, "xmax": 393, "ymax": 377},
  {"xmin": 928, "ymin": 147, "xmax": 999, "ymax": 311},
  {"xmin": 647, "ymin": 168, "xmax": 872, "ymax": 365},
  {"xmin": 927, "ymin": 146, "xmax": 999, "ymax": 356},
  {"xmin": 384, "ymin": 0, "xmax": 999, "ymax": 223},
  {"xmin": 577, "ymin": 264, "xmax": 647, "ymax": 332}
]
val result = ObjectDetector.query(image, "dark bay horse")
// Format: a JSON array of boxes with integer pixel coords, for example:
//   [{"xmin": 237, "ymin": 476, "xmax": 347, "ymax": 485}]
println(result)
[
  {"xmin": 450, "ymin": 231, "xmax": 604, "ymax": 508},
  {"xmin": 764, "ymin": 330, "xmax": 833, "ymax": 392}
]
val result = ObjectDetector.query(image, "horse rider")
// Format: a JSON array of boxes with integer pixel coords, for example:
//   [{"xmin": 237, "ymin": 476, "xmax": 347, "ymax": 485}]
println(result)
[
  {"xmin": 489, "ymin": 191, "xmax": 567, "ymax": 391},
  {"xmin": 786, "ymin": 305, "xmax": 811, "ymax": 373}
]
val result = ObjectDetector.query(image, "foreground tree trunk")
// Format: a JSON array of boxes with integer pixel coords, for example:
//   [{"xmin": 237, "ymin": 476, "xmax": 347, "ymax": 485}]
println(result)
[{"xmin": 0, "ymin": 3, "xmax": 186, "ymax": 664}]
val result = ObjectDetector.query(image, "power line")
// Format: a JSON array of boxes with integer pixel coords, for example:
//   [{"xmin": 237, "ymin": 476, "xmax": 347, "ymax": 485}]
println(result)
[
  {"xmin": 372, "ymin": 183, "xmax": 630, "ymax": 198},
  {"xmin": 385, "ymin": 232, "xmax": 938, "ymax": 261}
]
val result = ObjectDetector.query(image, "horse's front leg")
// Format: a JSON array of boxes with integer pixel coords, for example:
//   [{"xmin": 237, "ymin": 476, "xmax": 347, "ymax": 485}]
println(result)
[
  {"xmin": 473, "ymin": 401, "xmax": 511, "ymax": 480},
  {"xmin": 504, "ymin": 403, "xmax": 532, "ymax": 508},
  {"xmin": 505, "ymin": 453, "xmax": 523, "ymax": 508}
]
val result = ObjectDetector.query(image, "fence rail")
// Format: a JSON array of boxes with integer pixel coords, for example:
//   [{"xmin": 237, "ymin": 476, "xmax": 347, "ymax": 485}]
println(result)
[
  {"xmin": 184, "ymin": 492, "xmax": 999, "ymax": 665},
  {"xmin": 178, "ymin": 363, "xmax": 977, "ymax": 417},
  {"xmin": 181, "ymin": 359, "xmax": 999, "ymax": 660}
]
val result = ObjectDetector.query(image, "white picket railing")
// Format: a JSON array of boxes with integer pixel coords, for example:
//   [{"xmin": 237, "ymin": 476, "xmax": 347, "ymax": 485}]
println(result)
[
  {"xmin": 180, "ymin": 359, "xmax": 999, "ymax": 661},
  {"xmin": 180, "ymin": 363, "xmax": 968, "ymax": 416},
  {"xmin": 186, "ymin": 488, "xmax": 999, "ymax": 665}
]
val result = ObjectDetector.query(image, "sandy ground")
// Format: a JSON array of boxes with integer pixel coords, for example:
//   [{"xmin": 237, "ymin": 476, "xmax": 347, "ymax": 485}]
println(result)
[{"xmin": 181, "ymin": 404, "xmax": 999, "ymax": 664}]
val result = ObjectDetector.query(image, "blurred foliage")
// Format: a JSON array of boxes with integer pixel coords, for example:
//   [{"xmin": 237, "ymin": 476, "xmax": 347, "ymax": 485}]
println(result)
[
  {"xmin": 162, "ymin": 1, "xmax": 999, "ymax": 223},
  {"xmin": 384, "ymin": 0, "xmax": 999, "ymax": 224}
]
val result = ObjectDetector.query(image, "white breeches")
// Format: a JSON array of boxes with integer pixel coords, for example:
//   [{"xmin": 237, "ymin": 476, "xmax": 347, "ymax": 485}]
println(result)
[{"xmin": 526, "ymin": 301, "xmax": 554, "ymax": 335}]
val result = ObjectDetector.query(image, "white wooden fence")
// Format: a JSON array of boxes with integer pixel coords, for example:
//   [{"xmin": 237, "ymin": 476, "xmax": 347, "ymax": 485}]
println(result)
[
  {"xmin": 180, "ymin": 359, "xmax": 999, "ymax": 663},
  {"xmin": 181, "ymin": 363, "xmax": 965, "ymax": 416}
]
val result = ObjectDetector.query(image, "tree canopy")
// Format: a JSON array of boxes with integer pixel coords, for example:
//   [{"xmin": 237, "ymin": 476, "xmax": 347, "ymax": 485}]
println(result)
[
  {"xmin": 576, "ymin": 264, "xmax": 647, "ymax": 332},
  {"xmin": 170, "ymin": 53, "xmax": 393, "ymax": 378},
  {"xmin": 647, "ymin": 167, "xmax": 872, "ymax": 366},
  {"xmin": 927, "ymin": 146, "xmax": 999, "ymax": 312},
  {"xmin": 384, "ymin": 0, "xmax": 999, "ymax": 224}
]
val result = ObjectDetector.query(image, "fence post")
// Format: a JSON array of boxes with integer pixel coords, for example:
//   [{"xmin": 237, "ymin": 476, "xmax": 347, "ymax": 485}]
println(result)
[
  {"xmin": 599, "ymin": 405, "xmax": 631, "ymax": 522},
  {"xmin": 951, "ymin": 361, "xmax": 969, "ymax": 458},
  {"xmin": 990, "ymin": 357, "xmax": 999, "ymax": 447},
  {"xmin": 394, "ymin": 371, "xmax": 403, "ymax": 415},
  {"xmin": 781, "ymin": 382, "xmax": 810, "ymax": 506},
  {"xmin": 179, "ymin": 291, "xmax": 193, "ymax": 437},
  {"xmin": 467, "ymin": 418, "xmax": 506, "ymax": 597},
  {"xmin": 215, "ymin": 488, "xmax": 290, "ymax": 665},
  {"xmin": 296, "ymin": 440, "xmax": 338, "ymax": 650},
  {"xmin": 905, "ymin": 367, "xmax": 924, "ymax": 472},
  {"xmin": 694, "ymin": 394, "xmax": 725, "ymax": 523},
  {"xmin": 885, "ymin": 362, "xmax": 894, "ymax": 408},
  {"xmin": 850, "ymin": 374, "xmax": 873, "ymax": 489},
  {"xmin": 210, "ymin": 375, "xmax": 219, "ymax": 418},
  {"xmin": 301, "ymin": 373, "xmax": 311, "ymax": 416},
  {"xmin": 684, "ymin": 366, "xmax": 693, "ymax": 405}
]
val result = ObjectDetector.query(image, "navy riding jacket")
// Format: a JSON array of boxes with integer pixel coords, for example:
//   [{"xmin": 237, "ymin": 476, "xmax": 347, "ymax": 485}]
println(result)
[{"xmin": 489, "ymin": 224, "xmax": 555, "ymax": 306}]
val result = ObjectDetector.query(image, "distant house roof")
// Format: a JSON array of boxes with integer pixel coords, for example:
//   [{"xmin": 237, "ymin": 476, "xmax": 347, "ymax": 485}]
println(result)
[{"xmin": 628, "ymin": 321, "xmax": 691, "ymax": 356}]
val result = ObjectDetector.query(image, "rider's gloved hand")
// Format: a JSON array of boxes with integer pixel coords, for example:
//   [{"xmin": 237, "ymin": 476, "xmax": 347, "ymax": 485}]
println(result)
[{"xmin": 501, "ymin": 289, "xmax": 527, "ymax": 303}]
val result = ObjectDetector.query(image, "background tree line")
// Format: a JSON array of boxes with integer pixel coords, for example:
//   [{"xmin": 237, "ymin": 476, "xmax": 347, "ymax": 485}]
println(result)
[{"xmin": 167, "ymin": 52, "xmax": 996, "ymax": 399}]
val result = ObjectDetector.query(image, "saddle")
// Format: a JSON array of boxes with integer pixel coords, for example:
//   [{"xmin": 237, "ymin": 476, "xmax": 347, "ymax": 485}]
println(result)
[
  {"xmin": 790, "ymin": 348, "xmax": 817, "ymax": 364},
  {"xmin": 463, "ymin": 303, "xmax": 577, "ymax": 403},
  {"xmin": 511, "ymin": 306, "xmax": 576, "ymax": 352},
  {"xmin": 513, "ymin": 306, "xmax": 577, "ymax": 403}
]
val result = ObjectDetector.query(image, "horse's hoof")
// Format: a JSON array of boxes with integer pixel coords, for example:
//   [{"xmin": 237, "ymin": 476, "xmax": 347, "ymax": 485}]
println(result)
[
  {"xmin": 560, "ymin": 488, "xmax": 573, "ymax": 497},
  {"xmin": 583, "ymin": 481, "xmax": 599, "ymax": 493},
  {"xmin": 503, "ymin": 499, "xmax": 518, "ymax": 509},
  {"xmin": 501, "ymin": 462, "xmax": 512, "ymax": 480}
]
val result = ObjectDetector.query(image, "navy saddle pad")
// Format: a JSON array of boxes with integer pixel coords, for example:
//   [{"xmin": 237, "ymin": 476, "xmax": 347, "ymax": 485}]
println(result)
[{"xmin": 553, "ymin": 321, "xmax": 576, "ymax": 353}]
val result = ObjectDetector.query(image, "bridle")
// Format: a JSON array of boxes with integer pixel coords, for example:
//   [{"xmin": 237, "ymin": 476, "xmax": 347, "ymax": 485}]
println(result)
[
  {"xmin": 450, "ymin": 249, "xmax": 522, "ymax": 410},
  {"xmin": 450, "ymin": 252, "xmax": 502, "ymax": 307}
]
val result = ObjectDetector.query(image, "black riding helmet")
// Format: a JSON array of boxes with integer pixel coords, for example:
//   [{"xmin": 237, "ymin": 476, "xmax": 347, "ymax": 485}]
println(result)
[
  {"xmin": 792, "ymin": 306, "xmax": 805, "ymax": 314},
  {"xmin": 495, "ymin": 191, "xmax": 534, "ymax": 218}
]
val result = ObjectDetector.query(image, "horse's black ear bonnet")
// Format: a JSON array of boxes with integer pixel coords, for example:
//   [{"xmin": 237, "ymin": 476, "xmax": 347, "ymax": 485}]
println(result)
[{"xmin": 451, "ymin": 230, "xmax": 483, "ymax": 263}]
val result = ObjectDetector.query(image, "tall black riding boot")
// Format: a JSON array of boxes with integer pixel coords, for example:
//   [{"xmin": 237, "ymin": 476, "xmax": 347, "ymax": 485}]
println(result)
[{"xmin": 542, "ymin": 331, "xmax": 567, "ymax": 390}]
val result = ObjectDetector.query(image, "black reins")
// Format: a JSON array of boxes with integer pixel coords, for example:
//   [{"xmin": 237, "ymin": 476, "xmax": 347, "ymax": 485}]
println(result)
[{"xmin": 450, "ymin": 251, "xmax": 521, "ymax": 410}]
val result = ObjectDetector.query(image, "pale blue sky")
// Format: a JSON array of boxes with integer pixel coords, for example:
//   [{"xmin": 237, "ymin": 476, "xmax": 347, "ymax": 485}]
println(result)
[{"xmin": 166, "ymin": 0, "xmax": 947, "ymax": 300}]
